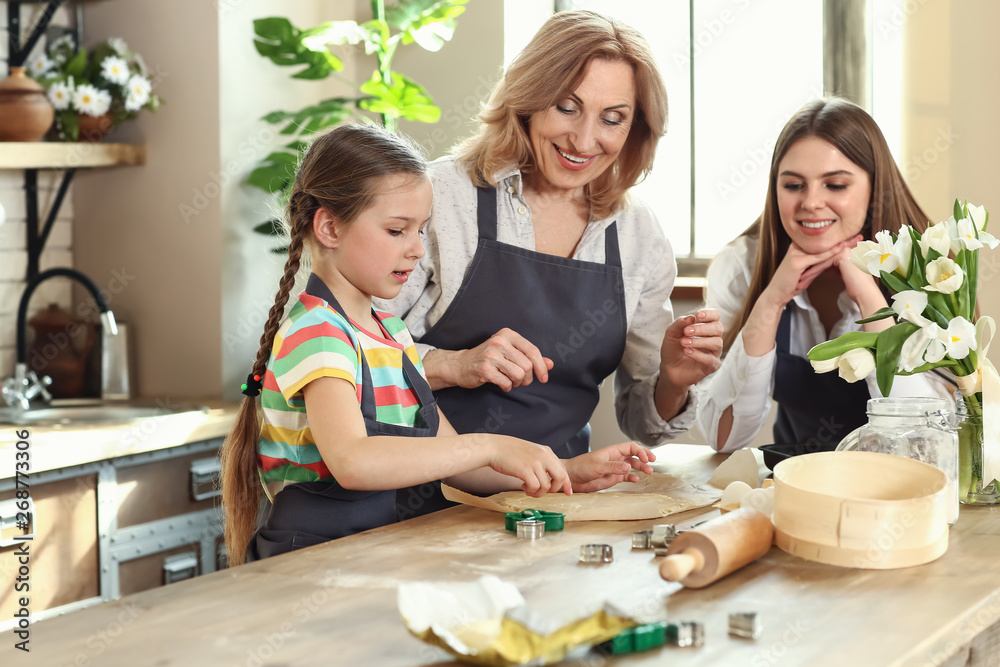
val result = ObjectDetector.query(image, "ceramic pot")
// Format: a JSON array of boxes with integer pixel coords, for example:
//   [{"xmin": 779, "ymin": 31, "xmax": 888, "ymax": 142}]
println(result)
[
  {"xmin": 27, "ymin": 303, "xmax": 95, "ymax": 398},
  {"xmin": 77, "ymin": 112, "xmax": 115, "ymax": 142},
  {"xmin": 0, "ymin": 67, "xmax": 55, "ymax": 141}
]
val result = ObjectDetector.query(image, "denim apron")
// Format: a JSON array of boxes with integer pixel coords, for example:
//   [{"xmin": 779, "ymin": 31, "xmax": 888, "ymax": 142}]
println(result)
[
  {"xmin": 771, "ymin": 305, "xmax": 869, "ymax": 446},
  {"xmin": 248, "ymin": 275, "xmax": 440, "ymax": 561}
]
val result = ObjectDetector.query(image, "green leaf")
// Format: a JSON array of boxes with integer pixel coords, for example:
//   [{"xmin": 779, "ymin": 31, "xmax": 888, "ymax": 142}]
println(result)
[
  {"xmin": 897, "ymin": 358, "xmax": 959, "ymax": 376},
  {"xmin": 387, "ymin": 0, "xmax": 468, "ymax": 33},
  {"xmin": 807, "ymin": 331, "xmax": 879, "ymax": 361},
  {"xmin": 855, "ymin": 307, "xmax": 896, "ymax": 325},
  {"xmin": 875, "ymin": 321, "xmax": 919, "ymax": 397},
  {"xmin": 956, "ymin": 248, "xmax": 973, "ymax": 321},
  {"xmin": 954, "ymin": 198, "xmax": 965, "ymax": 223},
  {"xmin": 246, "ymin": 151, "xmax": 299, "ymax": 194},
  {"xmin": 65, "ymin": 48, "xmax": 88, "ymax": 78},
  {"xmin": 359, "ymin": 71, "xmax": 440, "ymax": 121},
  {"xmin": 253, "ymin": 16, "xmax": 344, "ymax": 79},
  {"xmin": 253, "ymin": 219, "xmax": 284, "ymax": 236},
  {"xmin": 878, "ymin": 270, "xmax": 911, "ymax": 295},
  {"xmin": 907, "ymin": 227, "xmax": 927, "ymax": 286},
  {"xmin": 300, "ymin": 20, "xmax": 369, "ymax": 48}
]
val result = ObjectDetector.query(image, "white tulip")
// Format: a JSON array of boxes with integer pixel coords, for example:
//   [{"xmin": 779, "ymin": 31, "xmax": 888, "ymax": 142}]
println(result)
[
  {"xmin": 864, "ymin": 230, "xmax": 900, "ymax": 275},
  {"xmin": 810, "ymin": 356, "xmax": 839, "ymax": 373},
  {"xmin": 924, "ymin": 257, "xmax": 964, "ymax": 294},
  {"xmin": 921, "ymin": 323, "xmax": 948, "ymax": 363},
  {"xmin": 943, "ymin": 316, "xmax": 978, "ymax": 360},
  {"xmin": 850, "ymin": 240, "xmax": 880, "ymax": 275},
  {"xmin": 899, "ymin": 328, "xmax": 932, "ymax": 372},
  {"xmin": 892, "ymin": 227, "xmax": 913, "ymax": 278},
  {"xmin": 837, "ymin": 348, "xmax": 876, "ymax": 383},
  {"xmin": 919, "ymin": 222, "xmax": 953, "ymax": 258},
  {"xmin": 967, "ymin": 203, "xmax": 988, "ymax": 230},
  {"xmin": 891, "ymin": 290, "xmax": 931, "ymax": 327}
]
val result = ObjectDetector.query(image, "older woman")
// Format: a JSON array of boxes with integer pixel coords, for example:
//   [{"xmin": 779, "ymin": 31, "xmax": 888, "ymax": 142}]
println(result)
[{"xmin": 380, "ymin": 11, "xmax": 722, "ymax": 466}]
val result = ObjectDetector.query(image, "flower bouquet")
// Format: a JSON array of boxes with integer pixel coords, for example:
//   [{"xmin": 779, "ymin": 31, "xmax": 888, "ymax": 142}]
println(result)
[
  {"xmin": 28, "ymin": 36, "xmax": 161, "ymax": 141},
  {"xmin": 808, "ymin": 200, "xmax": 999, "ymax": 504}
]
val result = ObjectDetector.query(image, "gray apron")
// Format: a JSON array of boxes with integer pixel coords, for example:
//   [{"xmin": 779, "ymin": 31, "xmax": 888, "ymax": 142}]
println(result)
[
  {"xmin": 772, "ymin": 305, "xmax": 869, "ymax": 446},
  {"xmin": 248, "ymin": 274, "xmax": 440, "ymax": 561},
  {"xmin": 420, "ymin": 185, "xmax": 628, "ymax": 458}
]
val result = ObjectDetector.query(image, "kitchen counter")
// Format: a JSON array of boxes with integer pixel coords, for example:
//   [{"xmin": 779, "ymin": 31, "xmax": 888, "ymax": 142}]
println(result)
[
  {"xmin": 0, "ymin": 400, "xmax": 240, "ymax": 479},
  {"xmin": 11, "ymin": 444, "xmax": 1000, "ymax": 665}
]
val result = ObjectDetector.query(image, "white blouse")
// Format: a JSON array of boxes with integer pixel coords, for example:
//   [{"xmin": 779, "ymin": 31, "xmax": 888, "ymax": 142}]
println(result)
[
  {"xmin": 695, "ymin": 234, "xmax": 956, "ymax": 453},
  {"xmin": 376, "ymin": 156, "xmax": 698, "ymax": 446}
]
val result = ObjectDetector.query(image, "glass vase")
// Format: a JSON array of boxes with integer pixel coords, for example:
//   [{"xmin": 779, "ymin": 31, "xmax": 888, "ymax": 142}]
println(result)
[{"xmin": 957, "ymin": 392, "xmax": 998, "ymax": 504}]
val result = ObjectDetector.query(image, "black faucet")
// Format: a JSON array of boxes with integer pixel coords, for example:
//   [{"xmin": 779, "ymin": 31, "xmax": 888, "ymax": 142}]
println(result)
[{"xmin": 2, "ymin": 268, "xmax": 118, "ymax": 410}]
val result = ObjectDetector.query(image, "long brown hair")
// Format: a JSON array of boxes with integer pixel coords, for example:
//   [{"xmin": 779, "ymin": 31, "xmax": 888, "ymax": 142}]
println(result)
[
  {"xmin": 220, "ymin": 124, "xmax": 426, "ymax": 565},
  {"xmin": 722, "ymin": 98, "xmax": 931, "ymax": 352},
  {"xmin": 455, "ymin": 10, "xmax": 667, "ymax": 220}
]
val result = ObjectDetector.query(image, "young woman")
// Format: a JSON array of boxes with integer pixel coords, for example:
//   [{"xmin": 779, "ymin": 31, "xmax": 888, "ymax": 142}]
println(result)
[
  {"xmin": 220, "ymin": 124, "xmax": 656, "ymax": 564},
  {"xmin": 696, "ymin": 98, "xmax": 955, "ymax": 452}
]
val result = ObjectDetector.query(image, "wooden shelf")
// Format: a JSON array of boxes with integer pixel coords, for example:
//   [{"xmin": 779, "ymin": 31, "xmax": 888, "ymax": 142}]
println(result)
[{"xmin": 0, "ymin": 142, "xmax": 146, "ymax": 169}]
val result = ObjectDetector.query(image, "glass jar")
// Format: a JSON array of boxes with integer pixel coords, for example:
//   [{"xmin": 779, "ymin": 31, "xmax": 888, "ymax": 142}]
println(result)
[
  {"xmin": 836, "ymin": 397, "xmax": 959, "ymax": 525},
  {"xmin": 955, "ymin": 393, "xmax": 998, "ymax": 504}
]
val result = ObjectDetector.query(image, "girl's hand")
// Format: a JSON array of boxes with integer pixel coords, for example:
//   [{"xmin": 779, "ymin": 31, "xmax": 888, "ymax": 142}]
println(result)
[
  {"xmin": 565, "ymin": 443, "xmax": 656, "ymax": 493},
  {"xmin": 488, "ymin": 438, "xmax": 572, "ymax": 497},
  {"xmin": 659, "ymin": 309, "xmax": 724, "ymax": 389},
  {"xmin": 436, "ymin": 328, "xmax": 554, "ymax": 392}
]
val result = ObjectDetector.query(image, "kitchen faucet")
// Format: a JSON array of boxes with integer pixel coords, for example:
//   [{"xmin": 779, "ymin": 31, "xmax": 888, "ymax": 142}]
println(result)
[{"xmin": 1, "ymin": 268, "xmax": 118, "ymax": 411}]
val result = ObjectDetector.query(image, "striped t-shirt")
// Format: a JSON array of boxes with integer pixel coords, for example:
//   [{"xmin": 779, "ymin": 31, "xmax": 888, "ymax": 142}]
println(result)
[{"xmin": 257, "ymin": 291, "xmax": 426, "ymax": 499}]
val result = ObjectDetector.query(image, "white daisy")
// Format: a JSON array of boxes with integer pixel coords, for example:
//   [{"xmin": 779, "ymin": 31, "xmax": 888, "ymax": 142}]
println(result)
[
  {"xmin": 28, "ymin": 54, "xmax": 54, "ymax": 77},
  {"xmin": 100, "ymin": 56, "xmax": 131, "ymax": 85},
  {"xmin": 108, "ymin": 37, "xmax": 129, "ymax": 56},
  {"xmin": 73, "ymin": 84, "xmax": 112, "ymax": 117},
  {"xmin": 124, "ymin": 75, "xmax": 151, "ymax": 111},
  {"xmin": 47, "ymin": 81, "xmax": 74, "ymax": 110}
]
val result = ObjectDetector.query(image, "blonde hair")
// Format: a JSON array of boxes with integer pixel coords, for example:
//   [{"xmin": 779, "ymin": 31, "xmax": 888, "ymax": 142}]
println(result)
[
  {"xmin": 220, "ymin": 124, "xmax": 426, "ymax": 565},
  {"xmin": 723, "ymin": 98, "xmax": 930, "ymax": 352},
  {"xmin": 455, "ymin": 10, "xmax": 667, "ymax": 220}
]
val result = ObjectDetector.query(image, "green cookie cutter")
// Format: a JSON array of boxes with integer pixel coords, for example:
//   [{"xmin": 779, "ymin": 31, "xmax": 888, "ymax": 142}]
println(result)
[{"xmin": 503, "ymin": 509, "xmax": 565, "ymax": 532}]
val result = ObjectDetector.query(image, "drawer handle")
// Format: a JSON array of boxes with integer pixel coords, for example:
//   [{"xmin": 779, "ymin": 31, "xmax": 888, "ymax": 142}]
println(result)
[{"xmin": 190, "ymin": 457, "xmax": 221, "ymax": 501}]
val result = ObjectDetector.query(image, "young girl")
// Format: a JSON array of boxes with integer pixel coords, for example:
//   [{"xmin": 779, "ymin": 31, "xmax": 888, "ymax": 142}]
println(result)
[
  {"xmin": 696, "ymin": 98, "xmax": 955, "ymax": 453},
  {"xmin": 221, "ymin": 124, "xmax": 656, "ymax": 564}
]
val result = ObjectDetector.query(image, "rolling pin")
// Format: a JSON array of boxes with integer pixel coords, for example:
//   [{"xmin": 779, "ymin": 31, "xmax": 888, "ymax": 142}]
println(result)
[{"xmin": 659, "ymin": 507, "xmax": 773, "ymax": 588}]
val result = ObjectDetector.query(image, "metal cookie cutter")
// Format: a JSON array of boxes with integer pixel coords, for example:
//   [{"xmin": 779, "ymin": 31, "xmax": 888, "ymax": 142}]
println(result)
[
  {"xmin": 632, "ymin": 530, "xmax": 653, "ymax": 549},
  {"xmin": 504, "ymin": 509, "xmax": 565, "ymax": 533},
  {"xmin": 578, "ymin": 544, "xmax": 613, "ymax": 564},
  {"xmin": 651, "ymin": 524, "xmax": 678, "ymax": 547},
  {"xmin": 599, "ymin": 621, "xmax": 706, "ymax": 654},
  {"xmin": 516, "ymin": 519, "xmax": 545, "ymax": 540},
  {"xmin": 728, "ymin": 612, "xmax": 762, "ymax": 640}
]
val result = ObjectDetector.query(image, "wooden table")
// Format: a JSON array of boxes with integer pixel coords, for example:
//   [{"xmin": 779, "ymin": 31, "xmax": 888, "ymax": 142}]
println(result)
[{"xmin": 10, "ymin": 445, "xmax": 1000, "ymax": 666}]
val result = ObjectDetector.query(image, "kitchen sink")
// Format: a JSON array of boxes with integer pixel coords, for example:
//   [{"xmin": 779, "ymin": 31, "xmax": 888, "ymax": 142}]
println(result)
[{"xmin": 0, "ymin": 399, "xmax": 209, "ymax": 426}]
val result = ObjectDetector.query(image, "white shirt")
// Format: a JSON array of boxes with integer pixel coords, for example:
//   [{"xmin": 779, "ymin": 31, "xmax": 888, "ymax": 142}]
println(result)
[
  {"xmin": 375, "ymin": 156, "xmax": 697, "ymax": 446},
  {"xmin": 696, "ymin": 234, "xmax": 956, "ymax": 453}
]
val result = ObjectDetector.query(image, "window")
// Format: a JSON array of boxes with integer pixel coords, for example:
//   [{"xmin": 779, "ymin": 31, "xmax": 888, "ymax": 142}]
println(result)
[{"xmin": 505, "ymin": 1, "xmax": 825, "ymax": 262}]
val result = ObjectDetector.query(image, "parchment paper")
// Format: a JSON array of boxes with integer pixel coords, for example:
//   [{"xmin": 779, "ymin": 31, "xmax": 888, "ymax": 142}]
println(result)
[{"xmin": 442, "ymin": 472, "xmax": 721, "ymax": 521}]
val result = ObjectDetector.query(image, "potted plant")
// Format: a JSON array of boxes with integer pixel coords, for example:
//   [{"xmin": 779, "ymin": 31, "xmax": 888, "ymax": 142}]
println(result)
[{"xmin": 29, "ymin": 35, "xmax": 162, "ymax": 141}]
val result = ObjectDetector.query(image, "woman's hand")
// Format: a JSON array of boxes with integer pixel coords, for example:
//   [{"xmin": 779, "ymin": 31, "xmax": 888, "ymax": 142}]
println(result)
[
  {"xmin": 766, "ymin": 236, "xmax": 864, "ymax": 306},
  {"xmin": 425, "ymin": 328, "xmax": 554, "ymax": 391},
  {"xmin": 564, "ymin": 443, "xmax": 656, "ymax": 492},
  {"xmin": 659, "ymin": 309, "xmax": 724, "ymax": 389},
  {"xmin": 834, "ymin": 248, "xmax": 892, "ymax": 331},
  {"xmin": 487, "ymin": 437, "xmax": 572, "ymax": 497}
]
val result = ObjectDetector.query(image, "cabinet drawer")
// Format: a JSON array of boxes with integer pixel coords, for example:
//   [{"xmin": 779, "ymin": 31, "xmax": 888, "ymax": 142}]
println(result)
[
  {"xmin": 0, "ymin": 475, "xmax": 99, "ymax": 617},
  {"xmin": 116, "ymin": 450, "xmax": 220, "ymax": 528}
]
